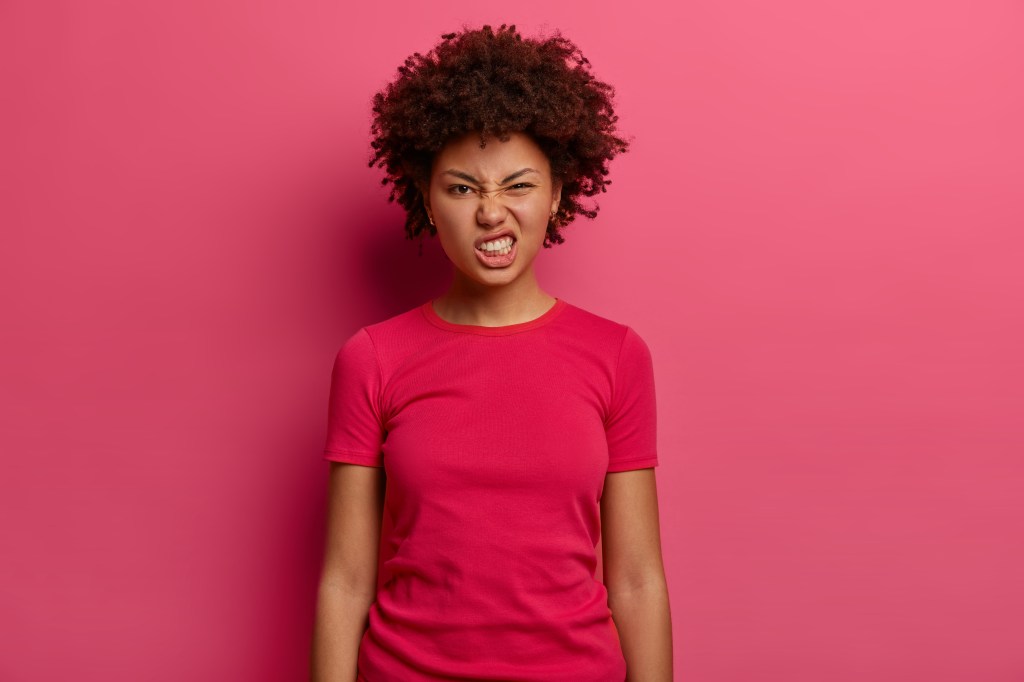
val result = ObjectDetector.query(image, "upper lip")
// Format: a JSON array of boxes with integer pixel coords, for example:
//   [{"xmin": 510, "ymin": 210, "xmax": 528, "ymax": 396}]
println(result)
[{"xmin": 474, "ymin": 230, "xmax": 517, "ymax": 249}]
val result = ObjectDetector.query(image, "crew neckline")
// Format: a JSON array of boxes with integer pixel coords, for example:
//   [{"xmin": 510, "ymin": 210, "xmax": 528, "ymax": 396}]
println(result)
[{"xmin": 421, "ymin": 298, "xmax": 567, "ymax": 336}]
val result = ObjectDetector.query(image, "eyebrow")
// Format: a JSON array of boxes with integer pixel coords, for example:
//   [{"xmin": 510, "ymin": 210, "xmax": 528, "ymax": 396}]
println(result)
[{"xmin": 442, "ymin": 168, "xmax": 540, "ymax": 185}]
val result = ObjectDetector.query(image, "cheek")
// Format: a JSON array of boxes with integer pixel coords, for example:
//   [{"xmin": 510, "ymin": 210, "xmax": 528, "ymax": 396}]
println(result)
[
  {"xmin": 434, "ymin": 226, "xmax": 460, "ymax": 257},
  {"xmin": 432, "ymin": 194, "xmax": 471, "ymax": 225},
  {"xmin": 432, "ymin": 220, "xmax": 473, "ymax": 263},
  {"xmin": 520, "ymin": 202, "xmax": 552, "ymax": 235}
]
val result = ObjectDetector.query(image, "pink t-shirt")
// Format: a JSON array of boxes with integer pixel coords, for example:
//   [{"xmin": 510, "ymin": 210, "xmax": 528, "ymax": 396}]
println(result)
[{"xmin": 323, "ymin": 298, "xmax": 658, "ymax": 681}]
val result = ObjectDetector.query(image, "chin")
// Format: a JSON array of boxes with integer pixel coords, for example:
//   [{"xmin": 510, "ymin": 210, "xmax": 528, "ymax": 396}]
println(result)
[
  {"xmin": 463, "ymin": 265, "xmax": 520, "ymax": 288},
  {"xmin": 476, "ymin": 272, "xmax": 519, "ymax": 288}
]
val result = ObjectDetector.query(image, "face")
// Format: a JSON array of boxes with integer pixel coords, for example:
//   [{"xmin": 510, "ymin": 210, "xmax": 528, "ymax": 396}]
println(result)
[{"xmin": 424, "ymin": 131, "xmax": 561, "ymax": 291}]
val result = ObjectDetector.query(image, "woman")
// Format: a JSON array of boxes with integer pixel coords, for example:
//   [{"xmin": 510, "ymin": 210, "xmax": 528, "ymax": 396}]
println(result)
[{"xmin": 312, "ymin": 25, "xmax": 672, "ymax": 682}]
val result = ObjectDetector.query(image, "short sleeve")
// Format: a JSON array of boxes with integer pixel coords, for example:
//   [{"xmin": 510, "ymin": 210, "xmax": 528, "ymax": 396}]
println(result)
[
  {"xmin": 322, "ymin": 328, "xmax": 385, "ymax": 467},
  {"xmin": 605, "ymin": 327, "xmax": 659, "ymax": 472}
]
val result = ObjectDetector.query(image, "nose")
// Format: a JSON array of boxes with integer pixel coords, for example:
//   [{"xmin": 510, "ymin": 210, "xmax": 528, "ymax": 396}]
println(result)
[{"xmin": 476, "ymin": 192, "xmax": 508, "ymax": 227}]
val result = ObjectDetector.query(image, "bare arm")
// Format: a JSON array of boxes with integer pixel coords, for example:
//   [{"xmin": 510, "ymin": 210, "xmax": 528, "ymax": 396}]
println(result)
[
  {"xmin": 310, "ymin": 462, "xmax": 386, "ymax": 682},
  {"xmin": 601, "ymin": 468, "xmax": 673, "ymax": 682}
]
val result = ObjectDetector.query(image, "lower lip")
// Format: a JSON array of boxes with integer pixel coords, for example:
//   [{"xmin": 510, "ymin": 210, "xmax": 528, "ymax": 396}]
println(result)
[{"xmin": 474, "ymin": 240, "xmax": 517, "ymax": 268}]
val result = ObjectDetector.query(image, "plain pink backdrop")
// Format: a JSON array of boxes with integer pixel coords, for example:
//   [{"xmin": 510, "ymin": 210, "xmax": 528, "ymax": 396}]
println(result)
[{"xmin": 2, "ymin": 1, "xmax": 1022, "ymax": 681}]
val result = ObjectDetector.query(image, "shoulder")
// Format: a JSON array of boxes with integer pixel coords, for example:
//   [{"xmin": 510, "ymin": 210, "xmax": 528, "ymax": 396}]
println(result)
[
  {"xmin": 336, "ymin": 303, "xmax": 432, "ymax": 353},
  {"xmin": 332, "ymin": 302, "xmax": 438, "ymax": 379},
  {"xmin": 363, "ymin": 302, "xmax": 430, "ymax": 339},
  {"xmin": 557, "ymin": 301, "xmax": 650, "ymax": 354}
]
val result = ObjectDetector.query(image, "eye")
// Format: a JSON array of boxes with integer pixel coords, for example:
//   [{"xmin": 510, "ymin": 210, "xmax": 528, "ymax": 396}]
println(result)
[
  {"xmin": 503, "ymin": 182, "xmax": 536, "ymax": 196},
  {"xmin": 448, "ymin": 184, "xmax": 475, "ymax": 196}
]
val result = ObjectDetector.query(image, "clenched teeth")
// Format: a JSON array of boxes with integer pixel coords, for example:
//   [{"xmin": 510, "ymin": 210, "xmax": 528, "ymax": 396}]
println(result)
[{"xmin": 478, "ymin": 236, "xmax": 515, "ymax": 255}]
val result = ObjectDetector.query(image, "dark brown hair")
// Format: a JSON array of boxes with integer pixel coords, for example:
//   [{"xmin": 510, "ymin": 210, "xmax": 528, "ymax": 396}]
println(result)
[{"xmin": 369, "ymin": 24, "xmax": 629, "ymax": 247}]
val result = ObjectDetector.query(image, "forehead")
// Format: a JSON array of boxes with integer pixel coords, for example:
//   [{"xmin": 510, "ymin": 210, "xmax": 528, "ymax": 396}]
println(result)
[{"xmin": 431, "ymin": 131, "xmax": 551, "ymax": 178}]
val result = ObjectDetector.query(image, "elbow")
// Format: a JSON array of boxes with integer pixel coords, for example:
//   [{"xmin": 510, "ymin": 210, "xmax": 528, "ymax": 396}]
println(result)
[
  {"xmin": 318, "ymin": 571, "xmax": 378, "ymax": 606},
  {"xmin": 605, "ymin": 569, "xmax": 669, "ymax": 601}
]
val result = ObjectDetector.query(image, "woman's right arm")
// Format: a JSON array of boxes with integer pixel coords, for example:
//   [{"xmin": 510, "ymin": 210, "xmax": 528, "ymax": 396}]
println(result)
[{"xmin": 310, "ymin": 461, "xmax": 386, "ymax": 682}]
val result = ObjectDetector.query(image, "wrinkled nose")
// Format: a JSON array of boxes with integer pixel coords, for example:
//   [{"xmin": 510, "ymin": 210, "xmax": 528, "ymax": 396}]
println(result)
[{"xmin": 476, "ymin": 193, "xmax": 507, "ymax": 227}]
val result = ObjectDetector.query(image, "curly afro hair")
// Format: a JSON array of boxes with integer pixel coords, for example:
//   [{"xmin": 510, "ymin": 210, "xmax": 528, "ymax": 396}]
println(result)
[{"xmin": 369, "ymin": 24, "xmax": 629, "ymax": 247}]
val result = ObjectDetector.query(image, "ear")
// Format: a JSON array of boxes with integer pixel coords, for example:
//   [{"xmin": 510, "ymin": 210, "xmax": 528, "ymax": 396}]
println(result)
[{"xmin": 550, "ymin": 179, "xmax": 563, "ymax": 215}]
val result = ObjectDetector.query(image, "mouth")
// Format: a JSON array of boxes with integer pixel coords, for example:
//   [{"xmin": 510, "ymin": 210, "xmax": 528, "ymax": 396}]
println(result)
[
  {"xmin": 476, "ymin": 235, "xmax": 515, "ymax": 256},
  {"xmin": 474, "ymin": 235, "xmax": 517, "ymax": 268}
]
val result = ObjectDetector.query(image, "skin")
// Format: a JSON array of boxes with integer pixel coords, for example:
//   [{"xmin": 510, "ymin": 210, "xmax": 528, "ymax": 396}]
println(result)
[
  {"xmin": 602, "ymin": 469, "xmax": 674, "ymax": 681},
  {"xmin": 423, "ymin": 130, "xmax": 562, "ymax": 327},
  {"xmin": 310, "ymin": 463, "xmax": 384, "ymax": 682},
  {"xmin": 311, "ymin": 130, "xmax": 673, "ymax": 682}
]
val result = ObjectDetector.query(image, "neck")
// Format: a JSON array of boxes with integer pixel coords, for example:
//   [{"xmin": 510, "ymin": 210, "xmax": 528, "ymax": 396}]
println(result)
[{"xmin": 433, "ymin": 269, "xmax": 556, "ymax": 327}]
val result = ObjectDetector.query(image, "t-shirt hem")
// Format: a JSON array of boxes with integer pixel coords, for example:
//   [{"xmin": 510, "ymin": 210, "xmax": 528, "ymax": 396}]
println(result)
[
  {"xmin": 607, "ymin": 456, "xmax": 659, "ymax": 472},
  {"xmin": 323, "ymin": 448, "xmax": 383, "ymax": 467}
]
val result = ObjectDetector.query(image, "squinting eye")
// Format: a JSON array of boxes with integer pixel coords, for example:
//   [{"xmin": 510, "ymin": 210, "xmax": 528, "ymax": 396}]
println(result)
[
  {"xmin": 504, "ymin": 183, "xmax": 535, "ymax": 196},
  {"xmin": 449, "ymin": 185, "xmax": 474, "ymax": 195}
]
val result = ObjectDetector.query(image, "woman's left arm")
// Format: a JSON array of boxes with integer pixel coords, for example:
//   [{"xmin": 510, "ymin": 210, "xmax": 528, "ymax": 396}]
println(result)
[{"xmin": 601, "ymin": 468, "xmax": 673, "ymax": 682}]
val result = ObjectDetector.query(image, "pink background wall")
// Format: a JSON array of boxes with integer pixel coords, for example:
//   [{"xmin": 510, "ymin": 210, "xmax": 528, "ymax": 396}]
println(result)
[{"xmin": 2, "ymin": 1, "xmax": 1022, "ymax": 680}]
